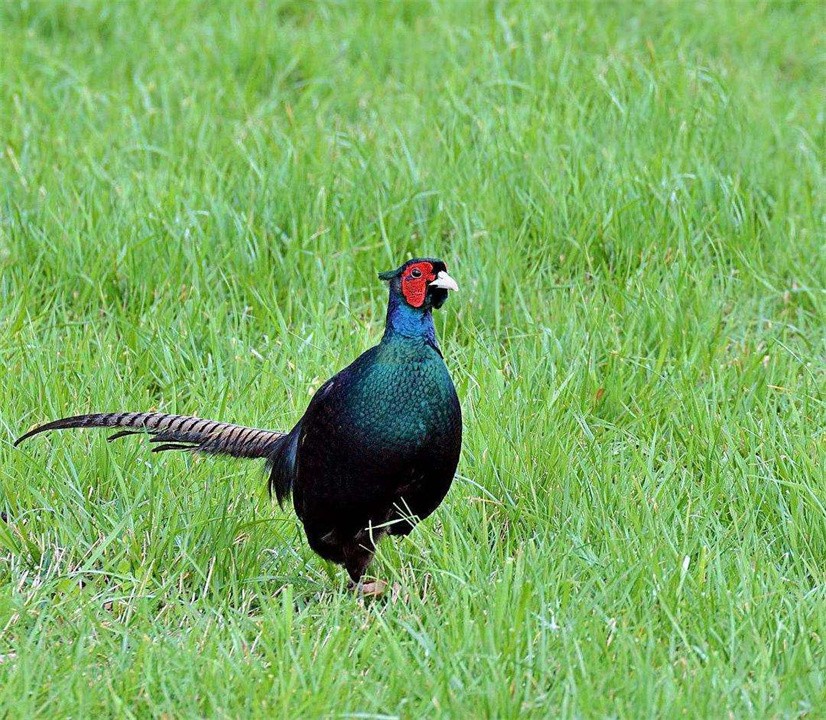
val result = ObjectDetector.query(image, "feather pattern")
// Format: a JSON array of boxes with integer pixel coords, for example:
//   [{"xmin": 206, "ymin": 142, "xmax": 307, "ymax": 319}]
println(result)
[{"xmin": 14, "ymin": 411, "xmax": 283, "ymax": 459}]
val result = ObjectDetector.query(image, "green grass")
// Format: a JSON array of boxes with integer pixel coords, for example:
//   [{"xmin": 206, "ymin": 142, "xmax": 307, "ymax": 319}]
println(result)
[{"xmin": 1, "ymin": 0, "xmax": 824, "ymax": 716}]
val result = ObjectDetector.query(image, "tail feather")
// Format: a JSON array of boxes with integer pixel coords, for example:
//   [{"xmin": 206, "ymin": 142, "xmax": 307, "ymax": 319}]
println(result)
[
  {"xmin": 15, "ymin": 411, "xmax": 284, "ymax": 460},
  {"xmin": 266, "ymin": 429, "xmax": 299, "ymax": 507}
]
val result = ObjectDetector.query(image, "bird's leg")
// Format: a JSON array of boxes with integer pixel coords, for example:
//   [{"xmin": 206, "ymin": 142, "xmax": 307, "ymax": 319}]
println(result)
[
  {"xmin": 343, "ymin": 541, "xmax": 375, "ymax": 586},
  {"xmin": 344, "ymin": 529, "xmax": 388, "ymax": 596}
]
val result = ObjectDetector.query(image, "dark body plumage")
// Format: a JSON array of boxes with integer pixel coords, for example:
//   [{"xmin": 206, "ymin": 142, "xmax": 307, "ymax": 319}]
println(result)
[
  {"xmin": 16, "ymin": 258, "xmax": 462, "ymax": 585},
  {"xmin": 271, "ymin": 325, "xmax": 462, "ymax": 580}
]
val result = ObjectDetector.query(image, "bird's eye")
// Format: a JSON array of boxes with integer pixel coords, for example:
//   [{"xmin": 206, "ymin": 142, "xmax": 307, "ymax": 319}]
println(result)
[{"xmin": 410, "ymin": 268, "xmax": 422, "ymax": 278}]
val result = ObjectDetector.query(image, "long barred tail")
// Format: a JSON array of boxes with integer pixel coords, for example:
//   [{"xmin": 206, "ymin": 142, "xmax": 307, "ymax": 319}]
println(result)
[{"xmin": 14, "ymin": 411, "xmax": 284, "ymax": 459}]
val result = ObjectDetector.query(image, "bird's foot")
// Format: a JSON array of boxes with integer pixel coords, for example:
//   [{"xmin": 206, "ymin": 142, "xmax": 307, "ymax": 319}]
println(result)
[
  {"xmin": 353, "ymin": 578, "xmax": 388, "ymax": 596},
  {"xmin": 350, "ymin": 578, "xmax": 405, "ymax": 600}
]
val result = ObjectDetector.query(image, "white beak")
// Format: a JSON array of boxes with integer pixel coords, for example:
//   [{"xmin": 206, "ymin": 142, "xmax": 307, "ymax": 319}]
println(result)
[{"xmin": 430, "ymin": 270, "xmax": 459, "ymax": 292}]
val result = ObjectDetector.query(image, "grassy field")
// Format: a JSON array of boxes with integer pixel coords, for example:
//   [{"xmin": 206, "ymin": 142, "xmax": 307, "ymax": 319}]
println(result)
[{"xmin": 1, "ymin": 1, "xmax": 824, "ymax": 717}]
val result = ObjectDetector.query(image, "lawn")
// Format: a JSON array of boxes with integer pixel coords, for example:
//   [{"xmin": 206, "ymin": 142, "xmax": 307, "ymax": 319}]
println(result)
[{"xmin": 1, "ymin": 1, "xmax": 824, "ymax": 717}]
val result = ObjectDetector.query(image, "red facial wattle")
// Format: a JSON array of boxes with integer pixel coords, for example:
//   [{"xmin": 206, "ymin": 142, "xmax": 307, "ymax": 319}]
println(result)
[{"xmin": 401, "ymin": 261, "xmax": 436, "ymax": 308}]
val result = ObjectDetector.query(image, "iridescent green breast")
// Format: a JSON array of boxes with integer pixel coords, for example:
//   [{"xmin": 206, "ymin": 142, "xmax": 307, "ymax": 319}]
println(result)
[{"xmin": 340, "ymin": 338, "xmax": 459, "ymax": 453}]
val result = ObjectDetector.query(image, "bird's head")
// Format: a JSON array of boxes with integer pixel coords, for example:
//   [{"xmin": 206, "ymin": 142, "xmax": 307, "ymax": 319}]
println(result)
[{"xmin": 378, "ymin": 258, "xmax": 458, "ymax": 311}]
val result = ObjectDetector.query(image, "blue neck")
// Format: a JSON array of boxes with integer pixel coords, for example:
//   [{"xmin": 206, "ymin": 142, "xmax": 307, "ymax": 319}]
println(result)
[{"xmin": 383, "ymin": 289, "xmax": 437, "ymax": 345}]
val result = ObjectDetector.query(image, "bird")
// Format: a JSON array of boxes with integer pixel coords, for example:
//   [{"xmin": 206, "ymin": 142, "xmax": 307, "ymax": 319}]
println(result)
[{"xmin": 15, "ymin": 258, "xmax": 462, "ymax": 593}]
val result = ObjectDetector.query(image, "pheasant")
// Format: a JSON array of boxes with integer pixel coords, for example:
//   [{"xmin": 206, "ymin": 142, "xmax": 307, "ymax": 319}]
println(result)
[{"xmin": 16, "ymin": 258, "xmax": 462, "ymax": 592}]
